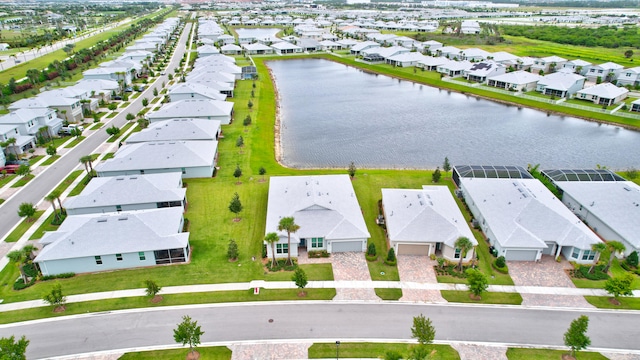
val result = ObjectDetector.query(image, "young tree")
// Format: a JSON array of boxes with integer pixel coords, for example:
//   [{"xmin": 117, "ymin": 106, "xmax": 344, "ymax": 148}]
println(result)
[
  {"xmin": 7, "ymin": 249, "xmax": 29, "ymax": 283},
  {"xmin": 126, "ymin": 113, "xmax": 135, "ymax": 121},
  {"xmin": 153, "ymin": 88, "xmax": 159, "ymax": 96},
  {"xmin": 411, "ymin": 314, "xmax": 436, "ymax": 345},
  {"xmin": 70, "ymin": 127, "xmax": 82, "ymax": 138},
  {"xmin": 141, "ymin": 97, "xmax": 149, "ymax": 107},
  {"xmin": 236, "ymin": 135, "xmax": 244, "ymax": 147},
  {"xmin": 105, "ymin": 125, "xmax": 120, "ymax": 137},
  {"xmin": 233, "ymin": 165, "xmax": 242, "ymax": 184},
  {"xmin": 227, "ymin": 239, "xmax": 239, "ymax": 261},
  {"xmin": 43, "ymin": 282, "xmax": 66, "ymax": 312},
  {"xmin": 348, "ymin": 161, "xmax": 356, "ymax": 179},
  {"xmin": 588, "ymin": 242, "xmax": 607, "ymax": 274},
  {"xmin": 173, "ymin": 315, "xmax": 204, "ymax": 358},
  {"xmin": 278, "ymin": 217, "xmax": 300, "ymax": 266},
  {"xmin": 465, "ymin": 268, "xmax": 488, "ymax": 299},
  {"xmin": 0, "ymin": 335, "xmax": 29, "ymax": 360},
  {"xmin": 624, "ymin": 50, "xmax": 634, "ymax": 59},
  {"xmin": 432, "ymin": 167, "xmax": 442, "ymax": 183},
  {"xmin": 442, "ymin": 157, "xmax": 451, "ymax": 177},
  {"xmin": 604, "ymin": 274, "xmax": 634, "ymax": 304},
  {"xmin": 604, "ymin": 241, "xmax": 626, "ymax": 272},
  {"xmin": 46, "ymin": 144, "xmax": 57, "ymax": 156},
  {"xmin": 259, "ymin": 166, "xmax": 266, "ymax": 181},
  {"xmin": 386, "ymin": 247, "xmax": 396, "ymax": 263},
  {"xmin": 17, "ymin": 202, "xmax": 36, "ymax": 222},
  {"xmin": 243, "ymin": 114, "xmax": 252, "ymax": 126},
  {"xmin": 264, "ymin": 232, "xmax": 279, "ymax": 268},
  {"xmin": 45, "ymin": 193, "xmax": 61, "ymax": 223},
  {"xmin": 228, "ymin": 192, "xmax": 243, "ymax": 221},
  {"xmin": 247, "ymin": 100, "xmax": 253, "ymax": 111},
  {"xmin": 564, "ymin": 315, "xmax": 591, "ymax": 358},
  {"xmin": 16, "ymin": 164, "xmax": 31, "ymax": 177},
  {"xmin": 145, "ymin": 280, "xmax": 162, "ymax": 299},
  {"xmin": 454, "ymin": 237, "xmax": 474, "ymax": 271},
  {"xmin": 292, "ymin": 267, "xmax": 308, "ymax": 296}
]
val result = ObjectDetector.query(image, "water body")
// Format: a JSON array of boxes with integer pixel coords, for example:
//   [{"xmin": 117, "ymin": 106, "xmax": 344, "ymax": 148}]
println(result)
[
  {"xmin": 269, "ymin": 59, "xmax": 640, "ymax": 170},
  {"xmin": 236, "ymin": 28, "xmax": 280, "ymax": 41}
]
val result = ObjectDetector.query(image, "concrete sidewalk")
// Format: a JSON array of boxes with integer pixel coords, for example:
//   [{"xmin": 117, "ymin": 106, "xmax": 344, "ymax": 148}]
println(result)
[{"xmin": 1, "ymin": 279, "xmax": 633, "ymax": 313}]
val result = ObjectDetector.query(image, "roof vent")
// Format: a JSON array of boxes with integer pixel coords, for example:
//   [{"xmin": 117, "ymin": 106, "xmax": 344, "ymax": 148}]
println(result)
[
  {"xmin": 118, "ymin": 217, "xmax": 128, "ymax": 221},
  {"xmin": 97, "ymin": 219, "xmax": 107, "ymax": 223}
]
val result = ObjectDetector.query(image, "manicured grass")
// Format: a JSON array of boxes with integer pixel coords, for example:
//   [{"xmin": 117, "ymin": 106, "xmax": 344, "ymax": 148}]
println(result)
[
  {"xmin": 264, "ymin": 263, "xmax": 334, "ymax": 281},
  {"xmin": 102, "ymin": 152, "xmax": 115, "ymax": 160},
  {"xmin": 441, "ymin": 290, "xmax": 523, "ymax": 305},
  {"xmin": 40, "ymin": 155, "xmax": 60, "ymax": 166},
  {"xmin": 3, "ymin": 210, "xmax": 45, "ymax": 243},
  {"xmin": 51, "ymin": 170, "xmax": 83, "ymax": 195},
  {"xmin": 309, "ymin": 343, "xmax": 460, "ymax": 360},
  {"xmin": 375, "ymin": 288, "xmax": 403, "ymax": 300},
  {"xmin": 106, "ymin": 112, "xmax": 119, "ymax": 118},
  {"xmin": 0, "ymin": 174, "xmax": 17, "ymax": 187},
  {"xmin": 565, "ymin": 98, "xmax": 613, "ymax": 110},
  {"xmin": 119, "ymin": 347, "xmax": 231, "ymax": 360},
  {"xmin": 63, "ymin": 136, "xmax": 86, "ymax": 148},
  {"xmin": 29, "ymin": 212, "xmax": 63, "ymax": 240},
  {"xmin": 67, "ymin": 174, "xmax": 93, "ymax": 197},
  {"xmin": 28, "ymin": 155, "xmax": 44, "ymax": 165},
  {"xmin": 506, "ymin": 348, "xmax": 608, "ymax": 360},
  {"xmin": 0, "ymin": 288, "xmax": 337, "ymax": 325},
  {"xmin": 0, "ymin": 199, "xmax": 4, "ymax": 205},
  {"xmin": 41, "ymin": 137, "xmax": 68, "ymax": 149},
  {"xmin": 88, "ymin": 122, "xmax": 103, "ymax": 130},
  {"xmin": 107, "ymin": 122, "xmax": 134, "ymax": 143},
  {"xmin": 10, "ymin": 174, "xmax": 34, "ymax": 188},
  {"xmin": 571, "ymin": 259, "xmax": 640, "ymax": 290},
  {"xmin": 120, "ymin": 102, "xmax": 131, "ymax": 107},
  {"xmin": 585, "ymin": 295, "xmax": 640, "ymax": 310}
]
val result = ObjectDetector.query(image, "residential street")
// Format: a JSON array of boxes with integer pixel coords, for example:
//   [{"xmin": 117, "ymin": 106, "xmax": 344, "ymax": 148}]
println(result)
[
  {"xmin": 0, "ymin": 302, "xmax": 638, "ymax": 359},
  {"xmin": 0, "ymin": 21, "xmax": 193, "ymax": 241}
]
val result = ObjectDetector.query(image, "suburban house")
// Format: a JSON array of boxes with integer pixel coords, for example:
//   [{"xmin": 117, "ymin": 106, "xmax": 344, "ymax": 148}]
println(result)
[
  {"xmin": 422, "ymin": 40, "xmax": 443, "ymax": 52},
  {"xmin": 242, "ymin": 43, "xmax": 274, "ymax": 55},
  {"xmin": 185, "ymin": 79, "xmax": 234, "ymax": 98},
  {"xmin": 460, "ymin": 20, "xmax": 480, "ymax": 34},
  {"xmin": 362, "ymin": 46, "xmax": 410, "ymax": 61},
  {"xmin": 186, "ymin": 71, "xmax": 236, "ymax": 86},
  {"xmin": 73, "ymin": 79, "xmax": 121, "ymax": 102},
  {"xmin": 490, "ymin": 51, "xmax": 521, "ymax": 67},
  {"xmin": 95, "ymin": 140, "xmax": 218, "ymax": 178},
  {"xmin": 121, "ymin": 50, "xmax": 155, "ymax": 63},
  {"xmin": 168, "ymin": 82, "xmax": 227, "ymax": 102},
  {"xmin": 336, "ymin": 38, "xmax": 359, "ymax": 49},
  {"xmin": 463, "ymin": 61, "xmax": 506, "ymax": 83},
  {"xmin": 563, "ymin": 59, "xmax": 592, "ymax": 75},
  {"xmin": 297, "ymin": 38, "xmax": 321, "ymax": 52},
  {"xmin": 319, "ymin": 40, "xmax": 342, "ymax": 51},
  {"xmin": 350, "ymin": 41, "xmax": 380, "ymax": 56},
  {"xmin": 616, "ymin": 67, "xmax": 640, "ymax": 87},
  {"xmin": 458, "ymin": 175, "xmax": 603, "ymax": 263},
  {"xmin": 147, "ymin": 99, "xmax": 233, "ymax": 125},
  {"xmin": 536, "ymin": 72, "xmax": 586, "ymax": 98},
  {"xmin": 631, "ymin": 98, "xmax": 640, "ymax": 112},
  {"xmin": 126, "ymin": 118, "xmax": 221, "ymax": 144},
  {"xmin": 436, "ymin": 46, "xmax": 461, "ymax": 59},
  {"xmin": 35, "ymin": 208, "xmax": 190, "ymax": 276},
  {"xmin": 10, "ymin": 95, "xmax": 83, "ymax": 123},
  {"xmin": 381, "ymin": 186, "xmax": 476, "ymax": 261},
  {"xmin": 190, "ymin": 62, "xmax": 242, "ymax": 80},
  {"xmin": 271, "ymin": 41, "xmax": 303, "ymax": 54},
  {"xmin": 221, "ymin": 44, "xmax": 243, "ymax": 55},
  {"xmin": 196, "ymin": 44, "xmax": 220, "ymax": 57},
  {"xmin": 543, "ymin": 169, "xmax": 640, "ymax": 256},
  {"xmin": 0, "ymin": 124, "xmax": 35, "ymax": 155},
  {"xmin": 436, "ymin": 60, "xmax": 472, "ymax": 78},
  {"xmin": 586, "ymin": 62, "xmax": 624, "ymax": 82},
  {"xmin": 64, "ymin": 172, "xmax": 186, "ymax": 215},
  {"xmin": 487, "ymin": 71, "xmax": 542, "ymax": 92},
  {"xmin": 460, "ymin": 48, "xmax": 491, "ymax": 62},
  {"xmin": 575, "ymin": 83, "xmax": 628, "ymax": 106},
  {"xmin": 193, "ymin": 54, "xmax": 236, "ymax": 65},
  {"xmin": 0, "ymin": 107, "xmax": 63, "ymax": 140},
  {"xmin": 531, "ymin": 55, "xmax": 567, "ymax": 74},
  {"xmin": 83, "ymin": 67, "xmax": 132, "ymax": 86},
  {"xmin": 264, "ymin": 175, "xmax": 370, "ymax": 258},
  {"xmin": 217, "ymin": 34, "xmax": 235, "ymax": 45},
  {"xmin": 386, "ymin": 52, "xmax": 427, "ymax": 67},
  {"xmin": 417, "ymin": 56, "xmax": 449, "ymax": 71}
]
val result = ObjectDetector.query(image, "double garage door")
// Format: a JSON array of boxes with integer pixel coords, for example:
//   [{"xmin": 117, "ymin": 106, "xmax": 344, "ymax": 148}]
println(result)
[
  {"xmin": 397, "ymin": 244, "xmax": 430, "ymax": 256},
  {"xmin": 505, "ymin": 249, "xmax": 537, "ymax": 261},
  {"xmin": 331, "ymin": 240, "xmax": 363, "ymax": 253}
]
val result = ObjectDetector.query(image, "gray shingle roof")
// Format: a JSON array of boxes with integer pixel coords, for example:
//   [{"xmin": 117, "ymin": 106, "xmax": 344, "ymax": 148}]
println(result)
[
  {"xmin": 126, "ymin": 118, "xmax": 220, "ymax": 143},
  {"xmin": 147, "ymin": 99, "xmax": 233, "ymax": 120}
]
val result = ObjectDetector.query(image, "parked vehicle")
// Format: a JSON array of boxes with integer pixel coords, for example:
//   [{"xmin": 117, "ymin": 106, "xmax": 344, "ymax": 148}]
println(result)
[
  {"xmin": 137, "ymin": 86, "xmax": 146, "ymax": 92},
  {"xmin": 59, "ymin": 124, "xmax": 85, "ymax": 135},
  {"xmin": 5, "ymin": 159, "xmax": 29, "ymax": 166},
  {"xmin": 113, "ymin": 96, "xmax": 123, "ymax": 100},
  {"xmin": 124, "ymin": 87, "xmax": 133, "ymax": 93},
  {"xmin": 0, "ymin": 165, "xmax": 20, "ymax": 174}
]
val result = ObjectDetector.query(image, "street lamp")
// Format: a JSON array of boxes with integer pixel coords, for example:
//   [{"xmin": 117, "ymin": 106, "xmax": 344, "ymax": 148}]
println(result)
[{"xmin": 335, "ymin": 341, "xmax": 340, "ymax": 360}]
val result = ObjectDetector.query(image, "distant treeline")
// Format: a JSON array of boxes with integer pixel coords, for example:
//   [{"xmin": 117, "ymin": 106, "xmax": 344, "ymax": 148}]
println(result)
[
  {"xmin": 500, "ymin": 25, "xmax": 639, "ymax": 48},
  {"xmin": 489, "ymin": 0, "xmax": 640, "ymax": 8}
]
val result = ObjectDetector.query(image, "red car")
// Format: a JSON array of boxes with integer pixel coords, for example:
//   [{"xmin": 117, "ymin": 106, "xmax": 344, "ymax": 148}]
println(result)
[{"xmin": 0, "ymin": 165, "xmax": 20, "ymax": 174}]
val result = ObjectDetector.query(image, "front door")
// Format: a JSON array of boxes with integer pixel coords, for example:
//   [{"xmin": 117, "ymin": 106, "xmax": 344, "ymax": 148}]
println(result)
[{"xmin": 299, "ymin": 238, "xmax": 306, "ymax": 247}]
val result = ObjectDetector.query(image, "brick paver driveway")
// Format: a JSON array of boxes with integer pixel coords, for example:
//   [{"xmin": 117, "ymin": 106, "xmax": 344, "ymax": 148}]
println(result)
[
  {"xmin": 330, "ymin": 252, "xmax": 379, "ymax": 301},
  {"xmin": 230, "ymin": 343, "xmax": 311, "ymax": 360},
  {"xmin": 508, "ymin": 256, "xmax": 593, "ymax": 308},
  {"xmin": 397, "ymin": 256, "xmax": 446, "ymax": 303}
]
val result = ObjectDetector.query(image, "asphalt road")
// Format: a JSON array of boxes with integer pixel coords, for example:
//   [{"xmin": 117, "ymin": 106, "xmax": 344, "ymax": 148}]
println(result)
[
  {"xmin": 0, "ymin": 21, "xmax": 193, "ymax": 240},
  {"xmin": 0, "ymin": 302, "xmax": 637, "ymax": 359}
]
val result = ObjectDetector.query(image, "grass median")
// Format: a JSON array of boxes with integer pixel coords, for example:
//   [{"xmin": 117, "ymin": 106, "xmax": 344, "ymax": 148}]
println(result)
[{"xmin": 309, "ymin": 342, "xmax": 460, "ymax": 360}]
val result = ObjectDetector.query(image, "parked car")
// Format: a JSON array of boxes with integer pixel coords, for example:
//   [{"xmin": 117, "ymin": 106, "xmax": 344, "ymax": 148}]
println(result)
[
  {"xmin": 0, "ymin": 165, "xmax": 20, "ymax": 174},
  {"xmin": 137, "ymin": 86, "xmax": 146, "ymax": 92},
  {"xmin": 5, "ymin": 159, "xmax": 29, "ymax": 166},
  {"xmin": 160, "ymin": 70, "xmax": 166, "ymax": 75},
  {"xmin": 113, "ymin": 96, "xmax": 123, "ymax": 100},
  {"xmin": 58, "ymin": 124, "xmax": 85, "ymax": 135},
  {"xmin": 124, "ymin": 87, "xmax": 133, "ymax": 93}
]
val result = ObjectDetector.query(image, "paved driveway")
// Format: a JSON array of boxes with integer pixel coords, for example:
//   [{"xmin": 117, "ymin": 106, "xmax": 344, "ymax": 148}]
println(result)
[
  {"xmin": 330, "ymin": 252, "xmax": 379, "ymax": 301},
  {"xmin": 452, "ymin": 344, "xmax": 507, "ymax": 360},
  {"xmin": 508, "ymin": 256, "xmax": 593, "ymax": 308},
  {"xmin": 397, "ymin": 256, "xmax": 446, "ymax": 303},
  {"xmin": 230, "ymin": 343, "xmax": 311, "ymax": 360}
]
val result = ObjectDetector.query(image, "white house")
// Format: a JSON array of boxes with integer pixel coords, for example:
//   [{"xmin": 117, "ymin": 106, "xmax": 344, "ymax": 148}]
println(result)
[
  {"xmin": 221, "ymin": 44, "xmax": 243, "ymax": 55},
  {"xmin": 350, "ymin": 41, "xmax": 380, "ymax": 56},
  {"xmin": 464, "ymin": 61, "xmax": 506, "ymax": 83},
  {"xmin": 35, "ymin": 208, "xmax": 190, "ymax": 276},
  {"xmin": 0, "ymin": 124, "xmax": 35, "ymax": 155},
  {"xmin": 586, "ymin": 62, "xmax": 624, "ymax": 82},
  {"xmin": 196, "ymin": 44, "xmax": 221, "ymax": 58},
  {"xmin": 386, "ymin": 52, "xmax": 427, "ymax": 67},
  {"xmin": 563, "ymin": 59, "xmax": 592, "ymax": 75},
  {"xmin": 242, "ymin": 43, "xmax": 274, "ymax": 55},
  {"xmin": 382, "ymin": 186, "xmax": 476, "ymax": 261},
  {"xmin": 460, "ymin": 48, "xmax": 491, "ymax": 62},
  {"xmin": 631, "ymin": 98, "xmax": 640, "ymax": 112},
  {"xmin": 575, "ymin": 83, "xmax": 628, "ymax": 106},
  {"xmin": 536, "ymin": 72, "xmax": 586, "ymax": 98},
  {"xmin": 64, "ymin": 172, "xmax": 186, "ymax": 215},
  {"xmin": 264, "ymin": 175, "xmax": 370, "ymax": 258},
  {"xmin": 531, "ymin": 55, "xmax": 567, "ymax": 74},
  {"xmin": 436, "ymin": 59, "xmax": 473, "ymax": 78},
  {"xmin": 487, "ymin": 71, "xmax": 542, "ymax": 92},
  {"xmin": 417, "ymin": 56, "xmax": 449, "ymax": 71},
  {"xmin": 168, "ymin": 82, "xmax": 227, "ymax": 102},
  {"xmin": 0, "ymin": 108, "xmax": 63, "ymax": 140},
  {"xmin": 10, "ymin": 96, "xmax": 83, "ymax": 123},
  {"xmin": 147, "ymin": 99, "xmax": 233, "ymax": 125},
  {"xmin": 270, "ymin": 41, "xmax": 303, "ymax": 54},
  {"xmin": 616, "ymin": 67, "xmax": 640, "ymax": 87},
  {"xmin": 95, "ymin": 141, "xmax": 218, "ymax": 179},
  {"xmin": 126, "ymin": 118, "xmax": 221, "ymax": 144},
  {"xmin": 83, "ymin": 67, "xmax": 132, "ymax": 86},
  {"xmin": 459, "ymin": 177, "xmax": 603, "ymax": 263}
]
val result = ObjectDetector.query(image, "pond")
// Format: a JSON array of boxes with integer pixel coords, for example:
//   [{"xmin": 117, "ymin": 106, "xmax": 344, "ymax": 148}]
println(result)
[
  {"xmin": 269, "ymin": 59, "xmax": 640, "ymax": 170},
  {"xmin": 236, "ymin": 28, "xmax": 280, "ymax": 42}
]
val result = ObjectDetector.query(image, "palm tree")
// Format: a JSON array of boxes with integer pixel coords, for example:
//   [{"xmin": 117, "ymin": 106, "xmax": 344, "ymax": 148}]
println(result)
[
  {"xmin": 49, "ymin": 189, "xmax": 65, "ymax": 215},
  {"xmin": 22, "ymin": 244, "xmax": 37, "ymax": 262},
  {"xmin": 7, "ymin": 250, "xmax": 28, "ymax": 283},
  {"xmin": 264, "ymin": 232, "xmax": 279, "ymax": 268},
  {"xmin": 45, "ymin": 193, "xmax": 61, "ymax": 222},
  {"xmin": 39, "ymin": 126, "xmax": 51, "ymax": 143},
  {"xmin": 604, "ymin": 241, "xmax": 626, "ymax": 273},
  {"xmin": 79, "ymin": 155, "xmax": 94, "ymax": 177},
  {"xmin": 588, "ymin": 242, "xmax": 607, "ymax": 274},
  {"xmin": 6, "ymin": 137, "xmax": 17, "ymax": 157},
  {"xmin": 454, "ymin": 237, "xmax": 474, "ymax": 271},
  {"xmin": 277, "ymin": 217, "xmax": 300, "ymax": 266}
]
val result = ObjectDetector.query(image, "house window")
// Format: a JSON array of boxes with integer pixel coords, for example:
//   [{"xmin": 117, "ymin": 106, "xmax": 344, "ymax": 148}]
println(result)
[
  {"xmin": 116, "ymin": 205, "xmax": 122, "ymax": 212},
  {"xmin": 116, "ymin": 254, "xmax": 123, "ymax": 261},
  {"xmin": 572, "ymin": 248, "xmax": 580, "ymax": 259},
  {"xmin": 139, "ymin": 252, "xmax": 146, "ymax": 261},
  {"xmin": 311, "ymin": 237, "xmax": 324, "ymax": 248},
  {"xmin": 454, "ymin": 248, "xmax": 461, "ymax": 259},
  {"xmin": 95, "ymin": 256, "xmax": 103, "ymax": 265},
  {"xmin": 276, "ymin": 243, "xmax": 288, "ymax": 254},
  {"xmin": 582, "ymin": 250, "xmax": 595, "ymax": 261},
  {"xmin": 181, "ymin": 167, "xmax": 186, "ymax": 175}
]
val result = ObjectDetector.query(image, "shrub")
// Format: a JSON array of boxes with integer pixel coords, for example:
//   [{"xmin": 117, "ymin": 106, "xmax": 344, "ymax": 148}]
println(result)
[
  {"xmin": 430, "ymin": 253, "xmax": 437, "ymax": 260},
  {"xmin": 626, "ymin": 251, "xmax": 638, "ymax": 268},
  {"xmin": 576, "ymin": 265, "xmax": 609, "ymax": 280},
  {"xmin": 23, "ymin": 263, "xmax": 38, "ymax": 277},
  {"xmin": 227, "ymin": 239, "xmax": 239, "ymax": 261},
  {"xmin": 13, "ymin": 277, "xmax": 35, "ymax": 290},
  {"xmin": 493, "ymin": 259, "xmax": 509, "ymax": 274},
  {"xmin": 367, "ymin": 243, "xmax": 376, "ymax": 257},
  {"xmin": 308, "ymin": 250, "xmax": 329, "ymax": 258},
  {"xmin": 107, "ymin": 103, "xmax": 117, "ymax": 111},
  {"xmin": 267, "ymin": 259, "xmax": 298, "ymax": 272},
  {"xmin": 495, "ymin": 256, "xmax": 506, "ymax": 268},
  {"xmin": 41, "ymin": 273, "xmax": 75, "ymax": 281},
  {"xmin": 386, "ymin": 248, "xmax": 396, "ymax": 262}
]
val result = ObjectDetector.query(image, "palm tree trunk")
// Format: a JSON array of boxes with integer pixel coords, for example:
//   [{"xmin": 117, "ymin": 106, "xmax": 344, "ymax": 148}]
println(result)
[
  {"xmin": 18, "ymin": 264, "xmax": 28, "ymax": 283},
  {"xmin": 57, "ymin": 197, "xmax": 65, "ymax": 215},
  {"xmin": 271, "ymin": 242, "xmax": 276, "ymax": 268},
  {"xmin": 605, "ymin": 253, "xmax": 615, "ymax": 273},
  {"xmin": 287, "ymin": 232, "xmax": 292, "ymax": 266},
  {"xmin": 51, "ymin": 200, "xmax": 59, "ymax": 222}
]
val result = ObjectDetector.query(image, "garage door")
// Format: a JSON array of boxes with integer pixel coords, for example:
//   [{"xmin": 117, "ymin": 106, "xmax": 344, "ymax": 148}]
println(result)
[
  {"xmin": 331, "ymin": 241, "xmax": 363, "ymax": 253},
  {"xmin": 397, "ymin": 244, "xmax": 430, "ymax": 256},
  {"xmin": 542, "ymin": 242, "xmax": 556, "ymax": 255},
  {"xmin": 506, "ymin": 249, "xmax": 537, "ymax": 261}
]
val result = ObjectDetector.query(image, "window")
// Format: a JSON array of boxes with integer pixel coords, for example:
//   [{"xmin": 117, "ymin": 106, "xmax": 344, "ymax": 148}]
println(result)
[
  {"xmin": 139, "ymin": 252, "xmax": 146, "ymax": 261},
  {"xmin": 116, "ymin": 253, "xmax": 123, "ymax": 261},
  {"xmin": 276, "ymin": 243, "xmax": 288, "ymax": 254},
  {"xmin": 572, "ymin": 248, "xmax": 580, "ymax": 259},
  {"xmin": 454, "ymin": 248, "xmax": 461, "ymax": 259},
  {"xmin": 582, "ymin": 250, "xmax": 595, "ymax": 261},
  {"xmin": 181, "ymin": 167, "xmax": 186, "ymax": 175},
  {"xmin": 95, "ymin": 256, "xmax": 103, "ymax": 265},
  {"xmin": 311, "ymin": 237, "xmax": 324, "ymax": 248},
  {"xmin": 116, "ymin": 205, "xmax": 122, "ymax": 212}
]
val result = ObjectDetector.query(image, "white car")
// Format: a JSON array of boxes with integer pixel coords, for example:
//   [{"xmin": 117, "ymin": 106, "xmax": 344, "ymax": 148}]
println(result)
[{"xmin": 161, "ymin": 70, "xmax": 166, "ymax": 75}]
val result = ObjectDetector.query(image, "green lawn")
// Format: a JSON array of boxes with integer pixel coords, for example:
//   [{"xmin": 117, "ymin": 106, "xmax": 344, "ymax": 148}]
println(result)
[
  {"xmin": 119, "ymin": 347, "xmax": 231, "ymax": 360},
  {"xmin": 67, "ymin": 174, "xmax": 93, "ymax": 197},
  {"xmin": 63, "ymin": 136, "xmax": 86, "ymax": 148},
  {"xmin": 571, "ymin": 259, "xmax": 640, "ymax": 290},
  {"xmin": 375, "ymin": 288, "xmax": 403, "ymax": 300},
  {"xmin": 29, "ymin": 212, "xmax": 63, "ymax": 240},
  {"xmin": 28, "ymin": 155, "xmax": 44, "ymax": 165},
  {"xmin": 10, "ymin": 174, "xmax": 34, "ymax": 188},
  {"xmin": 585, "ymin": 296, "xmax": 640, "ymax": 310},
  {"xmin": 0, "ymin": 174, "xmax": 17, "ymax": 187},
  {"xmin": 106, "ymin": 112, "xmax": 119, "ymax": 118},
  {"xmin": 506, "ymin": 348, "xmax": 608, "ymax": 360},
  {"xmin": 88, "ymin": 122, "xmax": 103, "ymax": 130},
  {"xmin": 51, "ymin": 170, "xmax": 83, "ymax": 195},
  {"xmin": 40, "ymin": 155, "xmax": 60, "ymax": 166},
  {"xmin": 309, "ymin": 343, "xmax": 460, "ymax": 360},
  {"xmin": 441, "ymin": 290, "xmax": 523, "ymax": 305},
  {"xmin": 107, "ymin": 122, "xmax": 135, "ymax": 143},
  {"xmin": 0, "ymin": 288, "xmax": 337, "ymax": 325},
  {"xmin": 102, "ymin": 152, "xmax": 115, "ymax": 160},
  {"xmin": 4, "ymin": 210, "xmax": 45, "ymax": 243}
]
